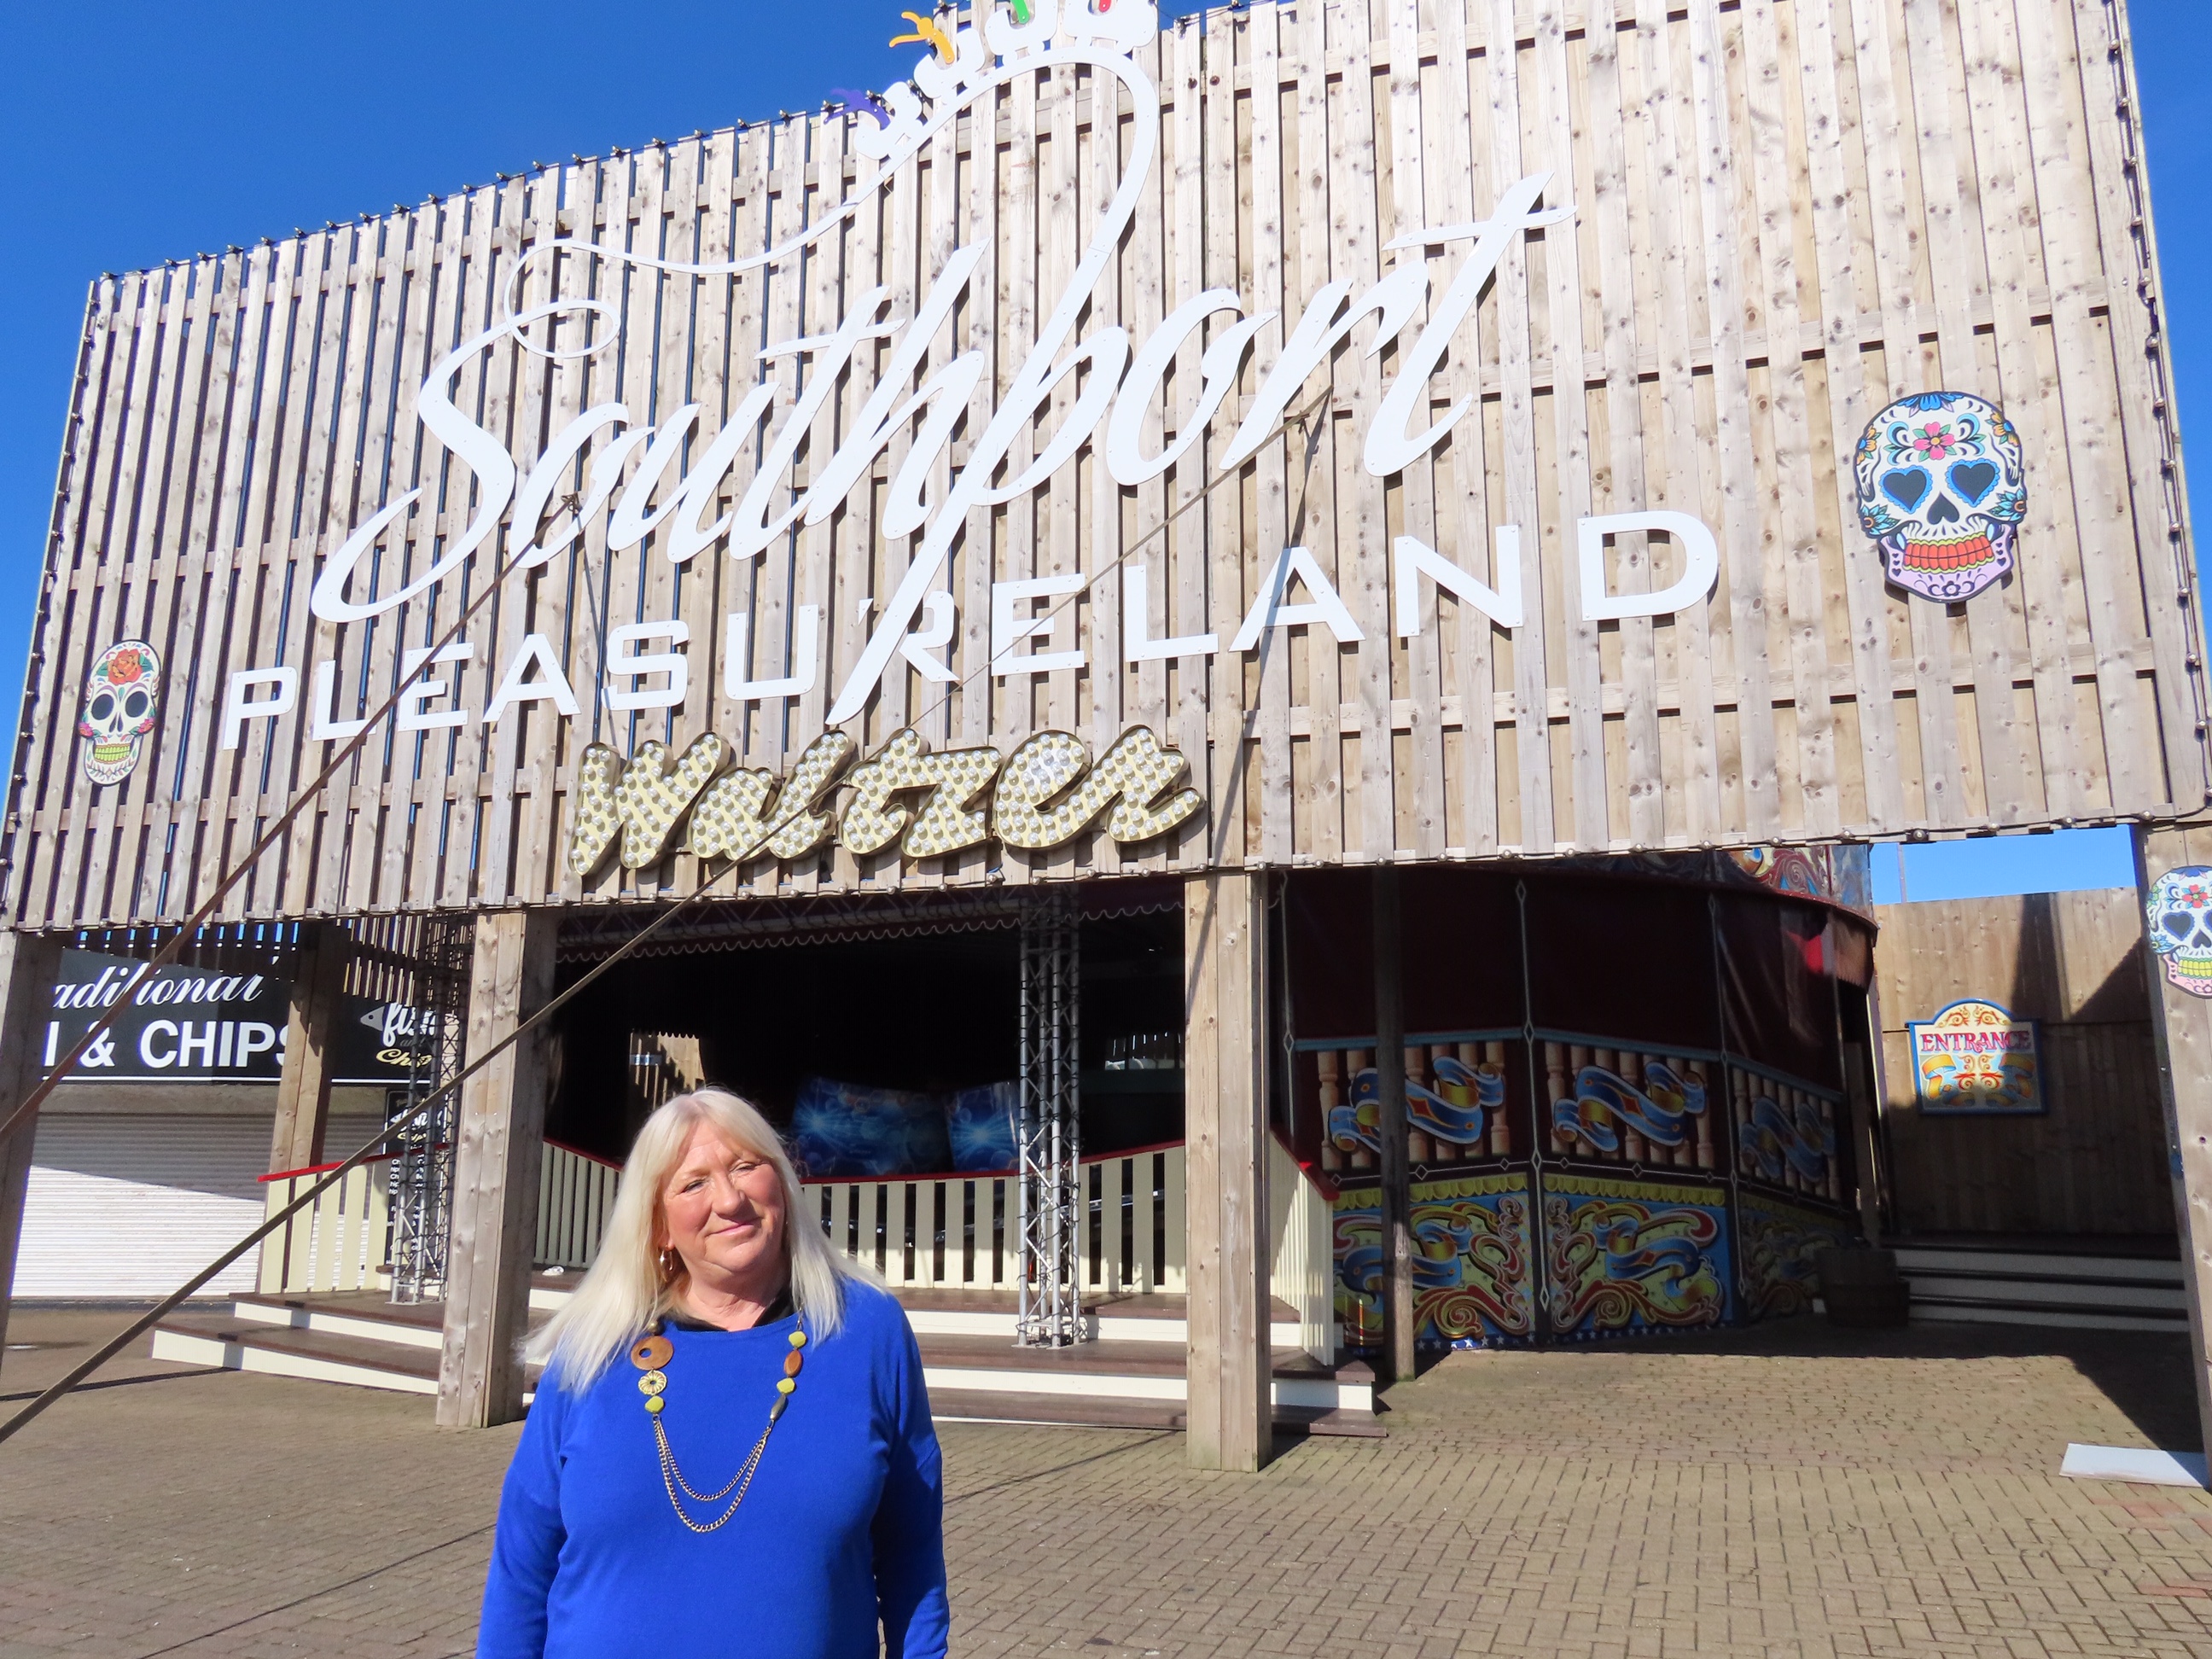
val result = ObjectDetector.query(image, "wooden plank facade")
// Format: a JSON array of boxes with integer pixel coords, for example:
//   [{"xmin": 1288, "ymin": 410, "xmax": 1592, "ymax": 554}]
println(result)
[
  {"xmin": 1872, "ymin": 889, "xmax": 2172, "ymax": 1237},
  {"xmin": 7, "ymin": 0, "xmax": 2202, "ymax": 934}
]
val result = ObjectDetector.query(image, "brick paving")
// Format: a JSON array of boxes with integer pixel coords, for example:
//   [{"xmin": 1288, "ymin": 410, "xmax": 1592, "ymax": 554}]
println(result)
[{"xmin": 4, "ymin": 1307, "xmax": 2212, "ymax": 1656}]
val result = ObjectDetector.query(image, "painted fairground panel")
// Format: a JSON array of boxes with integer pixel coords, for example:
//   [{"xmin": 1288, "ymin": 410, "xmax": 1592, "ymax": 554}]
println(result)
[
  {"xmin": 1311, "ymin": 1035, "xmax": 1522, "ymax": 1179},
  {"xmin": 1540, "ymin": 1039, "xmax": 1722, "ymax": 1174},
  {"xmin": 1541, "ymin": 1174, "xmax": 1732, "ymax": 1339},
  {"xmin": 1726, "ymin": 1064, "xmax": 1846, "ymax": 1208},
  {"xmin": 1332, "ymin": 1174, "xmax": 1534, "ymax": 1349},
  {"xmin": 1738, "ymin": 1194, "xmax": 1854, "ymax": 1320},
  {"xmin": 1286, "ymin": 862, "xmax": 1863, "ymax": 1349}
]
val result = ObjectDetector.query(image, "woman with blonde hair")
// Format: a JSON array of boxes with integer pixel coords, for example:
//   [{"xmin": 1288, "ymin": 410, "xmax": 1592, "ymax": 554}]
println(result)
[{"xmin": 477, "ymin": 1088, "xmax": 948, "ymax": 1658}]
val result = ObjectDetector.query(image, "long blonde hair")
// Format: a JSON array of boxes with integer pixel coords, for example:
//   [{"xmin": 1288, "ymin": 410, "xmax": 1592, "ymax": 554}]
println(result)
[{"xmin": 528, "ymin": 1087, "xmax": 872, "ymax": 1391}]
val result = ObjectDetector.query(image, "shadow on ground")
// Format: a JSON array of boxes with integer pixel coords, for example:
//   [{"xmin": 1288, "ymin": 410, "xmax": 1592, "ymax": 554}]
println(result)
[{"xmin": 1367, "ymin": 1311, "xmax": 2201, "ymax": 1457}]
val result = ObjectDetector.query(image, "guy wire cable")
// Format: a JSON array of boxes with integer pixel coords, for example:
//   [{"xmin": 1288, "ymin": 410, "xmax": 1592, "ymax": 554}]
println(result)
[
  {"xmin": 0, "ymin": 380, "xmax": 1337, "ymax": 1447},
  {"xmin": 0, "ymin": 498, "xmax": 586, "ymax": 1160}
]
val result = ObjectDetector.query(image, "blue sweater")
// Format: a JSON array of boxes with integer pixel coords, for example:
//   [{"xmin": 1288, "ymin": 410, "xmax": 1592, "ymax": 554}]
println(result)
[{"xmin": 478, "ymin": 1280, "xmax": 948, "ymax": 1658}]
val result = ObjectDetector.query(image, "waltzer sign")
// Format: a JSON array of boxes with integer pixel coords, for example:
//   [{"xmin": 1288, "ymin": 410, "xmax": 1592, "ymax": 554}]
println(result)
[{"xmin": 9, "ymin": 0, "xmax": 2197, "ymax": 927}]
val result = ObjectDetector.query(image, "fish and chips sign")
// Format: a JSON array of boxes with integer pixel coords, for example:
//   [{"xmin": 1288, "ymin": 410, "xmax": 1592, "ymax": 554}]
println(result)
[{"xmin": 1907, "ymin": 999, "xmax": 2043, "ymax": 1116}]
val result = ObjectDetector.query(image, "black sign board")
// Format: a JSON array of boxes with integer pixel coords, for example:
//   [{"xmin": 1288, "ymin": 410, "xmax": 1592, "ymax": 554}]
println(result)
[{"xmin": 42, "ymin": 949, "xmax": 438, "ymax": 1085}]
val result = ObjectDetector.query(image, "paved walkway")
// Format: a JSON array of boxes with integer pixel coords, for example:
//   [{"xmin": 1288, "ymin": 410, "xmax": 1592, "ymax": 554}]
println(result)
[{"xmin": 3, "ymin": 1308, "xmax": 2212, "ymax": 1656}]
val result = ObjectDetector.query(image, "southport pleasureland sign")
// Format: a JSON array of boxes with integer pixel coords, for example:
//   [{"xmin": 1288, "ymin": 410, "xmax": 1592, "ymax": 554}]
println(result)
[
  {"xmin": 26, "ymin": 0, "xmax": 2190, "ymax": 927},
  {"xmin": 201, "ymin": 0, "xmax": 1714, "ymax": 865}
]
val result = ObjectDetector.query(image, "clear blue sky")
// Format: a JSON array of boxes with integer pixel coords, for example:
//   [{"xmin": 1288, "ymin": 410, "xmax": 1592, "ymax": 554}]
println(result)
[{"xmin": 0, "ymin": 1, "xmax": 2201, "ymax": 905}]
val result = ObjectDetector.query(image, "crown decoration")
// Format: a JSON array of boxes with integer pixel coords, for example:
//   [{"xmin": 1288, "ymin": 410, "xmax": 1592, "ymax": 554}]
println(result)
[{"xmin": 856, "ymin": 0, "xmax": 1159, "ymax": 166}]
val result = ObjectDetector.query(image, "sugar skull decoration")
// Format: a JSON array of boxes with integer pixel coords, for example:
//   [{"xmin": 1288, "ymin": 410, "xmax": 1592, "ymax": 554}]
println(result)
[
  {"xmin": 1854, "ymin": 391, "xmax": 2027, "ymax": 603},
  {"xmin": 2147, "ymin": 866, "xmax": 2212, "ymax": 998},
  {"xmin": 78, "ymin": 640, "xmax": 161, "ymax": 786}
]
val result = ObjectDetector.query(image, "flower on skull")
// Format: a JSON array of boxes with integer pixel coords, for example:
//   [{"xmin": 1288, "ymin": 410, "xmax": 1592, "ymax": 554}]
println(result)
[
  {"xmin": 1906, "ymin": 420, "xmax": 1961, "ymax": 463},
  {"xmin": 2147, "ymin": 865, "xmax": 2212, "ymax": 998},
  {"xmin": 77, "ymin": 640, "xmax": 162, "ymax": 787},
  {"xmin": 1854, "ymin": 391, "xmax": 2027, "ymax": 603}
]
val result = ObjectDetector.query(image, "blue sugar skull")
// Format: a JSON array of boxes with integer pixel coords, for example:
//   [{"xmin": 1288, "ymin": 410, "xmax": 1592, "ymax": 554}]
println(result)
[{"xmin": 1854, "ymin": 391, "xmax": 2027, "ymax": 602}]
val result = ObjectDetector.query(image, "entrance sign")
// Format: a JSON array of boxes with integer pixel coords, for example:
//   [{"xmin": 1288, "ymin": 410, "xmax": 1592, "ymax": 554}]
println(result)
[
  {"xmin": 1907, "ymin": 999, "xmax": 2044, "ymax": 1116},
  {"xmin": 9, "ymin": 0, "xmax": 2199, "ymax": 930}
]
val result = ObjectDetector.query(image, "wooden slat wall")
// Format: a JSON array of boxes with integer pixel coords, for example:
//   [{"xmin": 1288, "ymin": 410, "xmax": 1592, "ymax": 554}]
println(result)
[
  {"xmin": 1873, "ymin": 889, "xmax": 2171, "ymax": 1237},
  {"xmin": 7, "ymin": 0, "xmax": 2202, "ymax": 930}
]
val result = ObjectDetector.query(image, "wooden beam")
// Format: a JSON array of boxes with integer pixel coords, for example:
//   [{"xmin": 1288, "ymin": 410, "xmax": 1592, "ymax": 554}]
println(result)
[
  {"xmin": 1183, "ymin": 870, "xmax": 1270, "ymax": 1472},
  {"xmin": 0, "ymin": 933, "xmax": 63, "ymax": 1366},
  {"xmin": 438, "ymin": 909, "xmax": 558, "ymax": 1429},
  {"xmin": 259, "ymin": 923, "xmax": 350, "ymax": 1293},
  {"xmin": 1373, "ymin": 867, "xmax": 1415, "ymax": 1383},
  {"xmin": 2135, "ymin": 825, "xmax": 2212, "ymax": 1459}
]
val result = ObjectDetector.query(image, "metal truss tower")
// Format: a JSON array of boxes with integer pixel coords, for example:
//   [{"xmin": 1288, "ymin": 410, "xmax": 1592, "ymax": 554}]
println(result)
[
  {"xmin": 1016, "ymin": 891, "xmax": 1082, "ymax": 1347},
  {"xmin": 387, "ymin": 914, "xmax": 473, "ymax": 1305}
]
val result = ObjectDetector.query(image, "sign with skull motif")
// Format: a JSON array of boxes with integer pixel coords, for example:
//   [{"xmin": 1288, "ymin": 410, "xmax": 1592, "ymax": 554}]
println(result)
[
  {"xmin": 1854, "ymin": 392, "xmax": 2028, "ymax": 603},
  {"xmin": 77, "ymin": 641, "xmax": 161, "ymax": 787},
  {"xmin": 1906, "ymin": 998, "xmax": 2043, "ymax": 1115},
  {"xmin": 2147, "ymin": 866, "xmax": 2212, "ymax": 998}
]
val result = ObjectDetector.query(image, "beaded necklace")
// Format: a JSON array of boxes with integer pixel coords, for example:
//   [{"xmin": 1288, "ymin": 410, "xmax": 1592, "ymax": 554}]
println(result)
[{"xmin": 628, "ymin": 1314, "xmax": 806, "ymax": 1534}]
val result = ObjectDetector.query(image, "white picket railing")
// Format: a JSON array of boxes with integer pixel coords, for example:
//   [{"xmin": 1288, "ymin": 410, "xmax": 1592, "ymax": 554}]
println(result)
[
  {"xmin": 809, "ymin": 1139, "xmax": 1336, "ymax": 1359},
  {"xmin": 810, "ymin": 1144, "xmax": 1192, "ymax": 1294},
  {"xmin": 255, "ymin": 1132, "xmax": 1335, "ymax": 1362},
  {"xmin": 538, "ymin": 1139, "xmax": 622, "ymax": 1269},
  {"xmin": 1267, "ymin": 1136, "xmax": 1335, "ymax": 1361},
  {"xmin": 257, "ymin": 1155, "xmax": 393, "ymax": 1295}
]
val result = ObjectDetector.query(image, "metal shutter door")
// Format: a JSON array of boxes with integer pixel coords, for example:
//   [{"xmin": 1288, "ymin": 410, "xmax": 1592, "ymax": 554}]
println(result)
[{"xmin": 16, "ymin": 1113, "xmax": 386, "ymax": 1298}]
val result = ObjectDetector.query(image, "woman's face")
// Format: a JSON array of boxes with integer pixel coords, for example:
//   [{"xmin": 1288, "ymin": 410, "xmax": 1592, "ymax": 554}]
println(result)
[{"xmin": 657, "ymin": 1120, "xmax": 789, "ymax": 1291}]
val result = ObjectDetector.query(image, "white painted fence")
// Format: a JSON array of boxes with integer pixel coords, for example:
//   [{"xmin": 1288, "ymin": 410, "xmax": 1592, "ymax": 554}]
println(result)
[
  {"xmin": 257, "ymin": 1156, "xmax": 393, "ymax": 1295},
  {"xmin": 810, "ymin": 1139, "xmax": 1336, "ymax": 1359},
  {"xmin": 256, "ymin": 1132, "xmax": 1335, "ymax": 1362},
  {"xmin": 811, "ymin": 1141, "xmax": 1190, "ymax": 1295},
  {"xmin": 538, "ymin": 1139, "xmax": 622, "ymax": 1270},
  {"xmin": 1267, "ymin": 1137, "xmax": 1335, "ymax": 1362}
]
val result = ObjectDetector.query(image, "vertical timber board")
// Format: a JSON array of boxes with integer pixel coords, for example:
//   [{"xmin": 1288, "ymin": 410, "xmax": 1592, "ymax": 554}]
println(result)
[
  {"xmin": 1487, "ymin": 0, "xmax": 1555, "ymax": 853},
  {"xmin": 1586, "ymin": 0, "xmax": 1664, "ymax": 848},
  {"xmin": 438, "ymin": 907, "xmax": 559, "ymax": 1428},
  {"xmin": 1249, "ymin": 3, "xmax": 1295, "ymax": 864},
  {"xmin": 1795, "ymin": 0, "xmax": 1906, "ymax": 830},
  {"xmin": 1738, "ymin": 3, "xmax": 1840, "ymax": 839},
  {"xmin": 1633, "ymin": 0, "xmax": 1724, "ymax": 841},
  {"xmin": 1382, "ymin": 0, "xmax": 1447, "ymax": 860},
  {"xmin": 0, "ymin": 934, "xmax": 63, "ymax": 1359},
  {"xmin": 2136, "ymin": 827, "xmax": 2212, "ymax": 1463},
  {"xmin": 1848, "ymin": 0, "xmax": 1966, "ymax": 826},
  {"xmin": 1531, "ymin": 3, "xmax": 1609, "ymax": 851},
  {"xmin": 2056, "ymin": 0, "xmax": 2198, "ymax": 816},
  {"xmin": 261, "ymin": 921, "xmax": 348, "ymax": 1291},
  {"xmin": 1431, "ymin": 0, "xmax": 1500, "ymax": 854},
  {"xmin": 1688, "ymin": 0, "xmax": 1780, "ymax": 839},
  {"xmin": 1183, "ymin": 868, "xmax": 1269, "ymax": 1471},
  {"xmin": 1292, "ymin": 0, "xmax": 1343, "ymax": 863}
]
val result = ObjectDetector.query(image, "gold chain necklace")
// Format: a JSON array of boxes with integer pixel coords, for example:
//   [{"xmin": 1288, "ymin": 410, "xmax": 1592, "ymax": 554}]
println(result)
[{"xmin": 629, "ymin": 1317, "xmax": 806, "ymax": 1534}]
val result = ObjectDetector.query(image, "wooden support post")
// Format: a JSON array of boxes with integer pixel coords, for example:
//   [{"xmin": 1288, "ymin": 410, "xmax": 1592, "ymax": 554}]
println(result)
[
  {"xmin": 1372, "ymin": 867, "xmax": 1415, "ymax": 1385},
  {"xmin": 2136, "ymin": 825, "xmax": 2212, "ymax": 1462},
  {"xmin": 438, "ymin": 909, "xmax": 558, "ymax": 1429},
  {"xmin": 0, "ymin": 933, "xmax": 63, "ymax": 1367},
  {"xmin": 259, "ymin": 923, "xmax": 348, "ymax": 1292},
  {"xmin": 1184, "ymin": 870, "xmax": 1271, "ymax": 1472}
]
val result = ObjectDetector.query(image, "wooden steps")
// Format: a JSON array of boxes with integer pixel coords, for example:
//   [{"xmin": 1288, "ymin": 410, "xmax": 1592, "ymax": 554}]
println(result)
[
  {"xmin": 148, "ymin": 1307, "xmax": 440, "ymax": 1395},
  {"xmin": 148, "ymin": 1278, "xmax": 1381, "ymax": 1434},
  {"xmin": 1893, "ymin": 1242, "xmax": 2186, "ymax": 1332}
]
